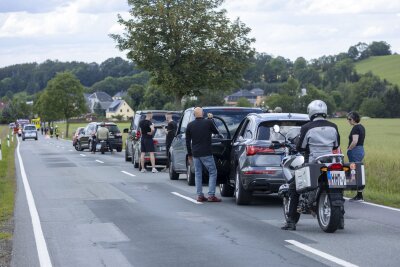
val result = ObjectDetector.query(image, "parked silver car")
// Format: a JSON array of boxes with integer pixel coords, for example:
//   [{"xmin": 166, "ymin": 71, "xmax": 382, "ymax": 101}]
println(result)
[{"xmin": 22, "ymin": 124, "xmax": 38, "ymax": 141}]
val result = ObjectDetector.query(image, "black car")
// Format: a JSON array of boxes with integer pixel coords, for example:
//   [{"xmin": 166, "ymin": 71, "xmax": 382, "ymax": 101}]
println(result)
[
  {"xmin": 221, "ymin": 113, "xmax": 309, "ymax": 205},
  {"xmin": 76, "ymin": 122, "xmax": 123, "ymax": 152},
  {"xmin": 168, "ymin": 106, "xmax": 264, "ymax": 185},
  {"xmin": 123, "ymin": 110, "xmax": 181, "ymax": 166}
]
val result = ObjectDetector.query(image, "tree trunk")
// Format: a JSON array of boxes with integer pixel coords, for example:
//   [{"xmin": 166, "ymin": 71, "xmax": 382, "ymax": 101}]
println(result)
[
  {"xmin": 174, "ymin": 95, "xmax": 183, "ymax": 109},
  {"xmin": 66, "ymin": 119, "xmax": 70, "ymax": 138}
]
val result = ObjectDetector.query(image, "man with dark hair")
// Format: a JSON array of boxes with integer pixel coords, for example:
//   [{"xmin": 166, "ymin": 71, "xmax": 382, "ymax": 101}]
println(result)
[
  {"xmin": 186, "ymin": 107, "xmax": 221, "ymax": 202},
  {"xmin": 139, "ymin": 112, "xmax": 158, "ymax": 173}
]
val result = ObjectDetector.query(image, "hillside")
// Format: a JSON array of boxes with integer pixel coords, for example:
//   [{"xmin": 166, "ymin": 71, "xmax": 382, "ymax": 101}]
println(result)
[{"xmin": 355, "ymin": 55, "xmax": 400, "ymax": 86}]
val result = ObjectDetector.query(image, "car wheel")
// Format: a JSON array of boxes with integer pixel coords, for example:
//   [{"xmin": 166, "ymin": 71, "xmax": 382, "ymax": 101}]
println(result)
[
  {"xmin": 125, "ymin": 147, "xmax": 130, "ymax": 161},
  {"xmin": 89, "ymin": 140, "xmax": 93, "ymax": 152},
  {"xmin": 117, "ymin": 147, "xmax": 122, "ymax": 152},
  {"xmin": 186, "ymin": 160, "xmax": 195, "ymax": 186},
  {"xmin": 169, "ymin": 158, "xmax": 179, "ymax": 180},
  {"xmin": 234, "ymin": 166, "xmax": 252, "ymax": 205},
  {"xmin": 77, "ymin": 141, "xmax": 83, "ymax": 151},
  {"xmin": 220, "ymin": 183, "xmax": 234, "ymax": 197}
]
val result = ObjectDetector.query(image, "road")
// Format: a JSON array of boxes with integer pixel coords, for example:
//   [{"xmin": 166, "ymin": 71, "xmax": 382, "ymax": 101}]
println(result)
[{"xmin": 11, "ymin": 135, "xmax": 400, "ymax": 267}]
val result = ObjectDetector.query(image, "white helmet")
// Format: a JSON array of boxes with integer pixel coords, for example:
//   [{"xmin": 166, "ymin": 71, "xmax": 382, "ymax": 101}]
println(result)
[{"xmin": 307, "ymin": 100, "xmax": 327, "ymax": 120}]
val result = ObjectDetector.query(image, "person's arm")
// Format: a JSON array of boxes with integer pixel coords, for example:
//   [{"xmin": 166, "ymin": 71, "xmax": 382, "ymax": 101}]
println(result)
[
  {"xmin": 348, "ymin": 135, "xmax": 359, "ymax": 150},
  {"xmin": 334, "ymin": 125, "xmax": 340, "ymax": 150},
  {"xmin": 296, "ymin": 127, "xmax": 307, "ymax": 151},
  {"xmin": 207, "ymin": 113, "xmax": 220, "ymax": 135},
  {"xmin": 149, "ymin": 123, "xmax": 155, "ymax": 135}
]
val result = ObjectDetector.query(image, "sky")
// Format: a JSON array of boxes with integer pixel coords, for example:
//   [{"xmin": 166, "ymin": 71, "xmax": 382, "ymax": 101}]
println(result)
[{"xmin": 0, "ymin": 0, "xmax": 399, "ymax": 67}]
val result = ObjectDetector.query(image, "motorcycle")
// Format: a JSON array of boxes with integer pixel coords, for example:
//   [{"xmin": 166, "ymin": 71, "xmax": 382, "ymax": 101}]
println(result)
[
  {"xmin": 96, "ymin": 139, "xmax": 110, "ymax": 154},
  {"xmin": 273, "ymin": 125, "xmax": 366, "ymax": 233}
]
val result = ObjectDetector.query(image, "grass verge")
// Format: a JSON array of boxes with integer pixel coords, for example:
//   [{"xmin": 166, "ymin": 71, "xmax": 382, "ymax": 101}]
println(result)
[{"xmin": 0, "ymin": 125, "xmax": 16, "ymax": 265}]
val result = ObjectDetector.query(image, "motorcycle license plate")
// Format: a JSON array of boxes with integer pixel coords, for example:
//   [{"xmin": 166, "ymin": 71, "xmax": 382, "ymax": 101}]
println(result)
[{"xmin": 328, "ymin": 171, "xmax": 347, "ymax": 187}]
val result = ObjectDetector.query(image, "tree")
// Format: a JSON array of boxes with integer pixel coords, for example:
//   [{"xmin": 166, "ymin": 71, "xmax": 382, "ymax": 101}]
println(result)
[
  {"xmin": 368, "ymin": 41, "xmax": 391, "ymax": 56},
  {"xmin": 236, "ymin": 97, "xmax": 252, "ymax": 107},
  {"xmin": 36, "ymin": 72, "xmax": 86, "ymax": 137},
  {"xmin": 111, "ymin": 0, "xmax": 255, "ymax": 107}
]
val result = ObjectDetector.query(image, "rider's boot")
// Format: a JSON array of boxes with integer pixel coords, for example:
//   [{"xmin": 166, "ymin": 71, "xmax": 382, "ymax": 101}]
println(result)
[{"xmin": 281, "ymin": 220, "xmax": 296, "ymax": 231}]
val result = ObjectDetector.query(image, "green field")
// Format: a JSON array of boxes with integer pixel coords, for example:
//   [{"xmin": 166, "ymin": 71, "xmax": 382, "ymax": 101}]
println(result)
[
  {"xmin": 332, "ymin": 118, "xmax": 400, "ymax": 207},
  {"xmin": 355, "ymin": 55, "xmax": 400, "ymax": 86}
]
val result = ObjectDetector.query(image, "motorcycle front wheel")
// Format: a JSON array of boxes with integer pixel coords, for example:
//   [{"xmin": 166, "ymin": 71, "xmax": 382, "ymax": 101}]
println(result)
[
  {"xmin": 317, "ymin": 192, "xmax": 341, "ymax": 233},
  {"xmin": 282, "ymin": 196, "xmax": 300, "ymax": 224}
]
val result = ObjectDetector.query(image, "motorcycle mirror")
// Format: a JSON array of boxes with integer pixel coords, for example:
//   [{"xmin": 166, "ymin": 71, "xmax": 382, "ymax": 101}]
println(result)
[{"xmin": 273, "ymin": 125, "xmax": 280, "ymax": 133}]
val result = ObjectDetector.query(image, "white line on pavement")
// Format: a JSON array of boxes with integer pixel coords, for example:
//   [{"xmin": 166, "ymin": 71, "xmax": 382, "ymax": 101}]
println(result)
[
  {"xmin": 17, "ymin": 138, "xmax": 53, "ymax": 267},
  {"xmin": 121, "ymin": 171, "xmax": 136, "ymax": 177},
  {"xmin": 345, "ymin": 197, "xmax": 400, "ymax": 212},
  {"xmin": 79, "ymin": 154, "xmax": 86, "ymax": 157},
  {"xmin": 95, "ymin": 160, "xmax": 104, "ymax": 164},
  {"xmin": 171, "ymin": 192, "xmax": 203, "ymax": 204},
  {"xmin": 285, "ymin": 240, "xmax": 358, "ymax": 267},
  {"xmin": 69, "ymin": 150, "xmax": 73, "ymax": 152}
]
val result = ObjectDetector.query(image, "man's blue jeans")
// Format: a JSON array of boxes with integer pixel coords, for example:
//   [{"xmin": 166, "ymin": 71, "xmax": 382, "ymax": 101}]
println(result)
[{"xmin": 193, "ymin": 155, "xmax": 217, "ymax": 196}]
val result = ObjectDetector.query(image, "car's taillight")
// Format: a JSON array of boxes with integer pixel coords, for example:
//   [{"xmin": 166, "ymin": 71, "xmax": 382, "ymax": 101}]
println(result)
[
  {"xmin": 246, "ymin": 145, "xmax": 275, "ymax": 156},
  {"xmin": 153, "ymin": 140, "xmax": 159, "ymax": 145},
  {"xmin": 328, "ymin": 163, "xmax": 343, "ymax": 171}
]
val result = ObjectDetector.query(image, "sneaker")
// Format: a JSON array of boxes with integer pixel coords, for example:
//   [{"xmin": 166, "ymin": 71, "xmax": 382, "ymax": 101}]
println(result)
[
  {"xmin": 141, "ymin": 169, "xmax": 146, "ymax": 173},
  {"xmin": 197, "ymin": 195, "xmax": 208, "ymax": 202},
  {"xmin": 207, "ymin": 196, "xmax": 222, "ymax": 202},
  {"xmin": 152, "ymin": 168, "xmax": 158, "ymax": 173},
  {"xmin": 281, "ymin": 221, "xmax": 296, "ymax": 231},
  {"xmin": 350, "ymin": 193, "xmax": 363, "ymax": 201}
]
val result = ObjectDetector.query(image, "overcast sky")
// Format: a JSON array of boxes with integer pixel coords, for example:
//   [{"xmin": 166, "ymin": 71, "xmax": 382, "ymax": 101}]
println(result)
[{"xmin": 0, "ymin": 0, "xmax": 399, "ymax": 67}]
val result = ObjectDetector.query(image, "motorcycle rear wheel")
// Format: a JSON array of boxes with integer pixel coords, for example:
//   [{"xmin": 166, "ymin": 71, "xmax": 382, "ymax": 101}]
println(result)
[{"xmin": 317, "ymin": 192, "xmax": 341, "ymax": 233}]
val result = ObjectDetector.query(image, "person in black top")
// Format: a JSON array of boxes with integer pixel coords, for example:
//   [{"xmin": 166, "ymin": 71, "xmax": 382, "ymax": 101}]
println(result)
[
  {"xmin": 163, "ymin": 112, "xmax": 177, "ymax": 171},
  {"xmin": 347, "ymin": 111, "xmax": 366, "ymax": 201},
  {"xmin": 139, "ymin": 112, "xmax": 158, "ymax": 173},
  {"xmin": 186, "ymin": 107, "xmax": 221, "ymax": 202}
]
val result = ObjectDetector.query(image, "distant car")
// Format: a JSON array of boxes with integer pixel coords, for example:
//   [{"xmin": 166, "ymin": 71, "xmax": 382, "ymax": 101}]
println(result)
[
  {"xmin": 22, "ymin": 124, "xmax": 38, "ymax": 141},
  {"xmin": 72, "ymin": 127, "xmax": 85, "ymax": 150},
  {"xmin": 221, "ymin": 112, "xmax": 309, "ymax": 205},
  {"xmin": 9, "ymin": 122, "xmax": 16, "ymax": 129},
  {"xmin": 123, "ymin": 110, "xmax": 181, "ymax": 165},
  {"xmin": 168, "ymin": 106, "xmax": 264, "ymax": 185},
  {"xmin": 76, "ymin": 122, "xmax": 123, "ymax": 152}
]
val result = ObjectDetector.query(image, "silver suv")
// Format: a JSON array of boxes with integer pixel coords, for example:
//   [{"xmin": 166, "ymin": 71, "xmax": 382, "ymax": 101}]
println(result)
[{"xmin": 22, "ymin": 124, "xmax": 38, "ymax": 141}]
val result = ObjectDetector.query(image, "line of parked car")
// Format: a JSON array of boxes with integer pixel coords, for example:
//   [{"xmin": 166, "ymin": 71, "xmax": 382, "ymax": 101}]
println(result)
[{"xmin": 72, "ymin": 107, "xmax": 311, "ymax": 205}]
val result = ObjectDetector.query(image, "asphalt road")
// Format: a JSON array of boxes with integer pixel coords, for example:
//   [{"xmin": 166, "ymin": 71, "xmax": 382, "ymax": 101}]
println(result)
[{"xmin": 11, "ymin": 135, "xmax": 400, "ymax": 267}]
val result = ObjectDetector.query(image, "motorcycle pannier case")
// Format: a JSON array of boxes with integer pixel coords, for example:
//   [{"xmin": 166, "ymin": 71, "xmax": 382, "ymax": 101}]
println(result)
[{"xmin": 294, "ymin": 163, "xmax": 321, "ymax": 193}]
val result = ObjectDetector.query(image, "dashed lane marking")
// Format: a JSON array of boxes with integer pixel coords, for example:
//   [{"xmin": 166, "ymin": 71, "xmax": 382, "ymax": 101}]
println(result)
[
  {"xmin": 79, "ymin": 154, "xmax": 86, "ymax": 157},
  {"xmin": 95, "ymin": 160, "xmax": 104, "ymax": 164},
  {"xmin": 285, "ymin": 240, "xmax": 358, "ymax": 267},
  {"xmin": 171, "ymin": 192, "xmax": 203, "ymax": 205},
  {"xmin": 121, "ymin": 171, "xmax": 136, "ymax": 177}
]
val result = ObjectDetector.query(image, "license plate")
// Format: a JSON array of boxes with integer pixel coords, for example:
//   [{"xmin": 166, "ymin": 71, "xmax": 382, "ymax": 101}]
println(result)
[
  {"xmin": 160, "ymin": 146, "xmax": 166, "ymax": 151},
  {"xmin": 328, "ymin": 171, "xmax": 347, "ymax": 187}
]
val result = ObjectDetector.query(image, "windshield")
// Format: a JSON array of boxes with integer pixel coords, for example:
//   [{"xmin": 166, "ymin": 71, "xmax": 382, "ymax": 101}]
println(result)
[
  {"xmin": 206, "ymin": 109, "xmax": 263, "ymax": 136},
  {"xmin": 24, "ymin": 126, "xmax": 36, "ymax": 131},
  {"xmin": 257, "ymin": 121, "xmax": 306, "ymax": 141},
  {"xmin": 153, "ymin": 128, "xmax": 166, "ymax": 139}
]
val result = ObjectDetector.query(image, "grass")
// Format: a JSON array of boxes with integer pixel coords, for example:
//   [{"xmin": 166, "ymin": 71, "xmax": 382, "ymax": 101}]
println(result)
[
  {"xmin": 0, "ymin": 126, "xmax": 16, "ymax": 241},
  {"xmin": 332, "ymin": 118, "xmax": 400, "ymax": 208},
  {"xmin": 355, "ymin": 55, "xmax": 400, "ymax": 86}
]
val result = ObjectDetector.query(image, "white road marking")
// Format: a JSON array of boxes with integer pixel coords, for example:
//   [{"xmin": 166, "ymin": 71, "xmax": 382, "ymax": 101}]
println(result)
[
  {"xmin": 17, "ymin": 138, "xmax": 53, "ymax": 267},
  {"xmin": 121, "ymin": 171, "xmax": 136, "ymax": 177},
  {"xmin": 285, "ymin": 240, "xmax": 358, "ymax": 267},
  {"xmin": 80, "ymin": 154, "xmax": 86, "ymax": 157},
  {"xmin": 345, "ymin": 197, "xmax": 400, "ymax": 212},
  {"xmin": 95, "ymin": 160, "xmax": 104, "ymax": 164},
  {"xmin": 171, "ymin": 192, "xmax": 203, "ymax": 204},
  {"xmin": 69, "ymin": 150, "xmax": 73, "ymax": 152}
]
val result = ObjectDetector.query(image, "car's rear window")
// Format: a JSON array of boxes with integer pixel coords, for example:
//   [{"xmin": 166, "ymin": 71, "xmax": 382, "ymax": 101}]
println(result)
[
  {"xmin": 96, "ymin": 125, "xmax": 120, "ymax": 133},
  {"xmin": 140, "ymin": 113, "xmax": 181, "ymax": 124},
  {"xmin": 153, "ymin": 128, "xmax": 166, "ymax": 138},
  {"xmin": 205, "ymin": 109, "xmax": 263, "ymax": 136},
  {"xmin": 24, "ymin": 126, "xmax": 36, "ymax": 131},
  {"xmin": 257, "ymin": 121, "xmax": 307, "ymax": 141}
]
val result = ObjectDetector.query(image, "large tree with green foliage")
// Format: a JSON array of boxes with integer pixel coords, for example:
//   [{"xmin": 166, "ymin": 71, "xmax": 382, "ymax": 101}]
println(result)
[
  {"xmin": 111, "ymin": 0, "xmax": 255, "ymax": 106},
  {"xmin": 35, "ymin": 72, "xmax": 87, "ymax": 137}
]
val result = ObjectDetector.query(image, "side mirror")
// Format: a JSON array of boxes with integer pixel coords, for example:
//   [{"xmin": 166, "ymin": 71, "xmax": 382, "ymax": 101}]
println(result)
[
  {"xmin": 123, "ymin": 128, "xmax": 129, "ymax": 133},
  {"xmin": 273, "ymin": 125, "xmax": 280, "ymax": 133}
]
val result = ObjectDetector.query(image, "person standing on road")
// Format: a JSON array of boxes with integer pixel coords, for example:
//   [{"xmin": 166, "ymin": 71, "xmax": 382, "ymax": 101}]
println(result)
[
  {"xmin": 282, "ymin": 100, "xmax": 340, "ymax": 231},
  {"xmin": 55, "ymin": 125, "xmax": 60, "ymax": 139},
  {"xmin": 163, "ymin": 112, "xmax": 177, "ymax": 172},
  {"xmin": 96, "ymin": 122, "xmax": 112, "ymax": 153},
  {"xmin": 347, "ymin": 111, "xmax": 366, "ymax": 201},
  {"xmin": 139, "ymin": 112, "xmax": 158, "ymax": 173},
  {"xmin": 186, "ymin": 107, "xmax": 221, "ymax": 202}
]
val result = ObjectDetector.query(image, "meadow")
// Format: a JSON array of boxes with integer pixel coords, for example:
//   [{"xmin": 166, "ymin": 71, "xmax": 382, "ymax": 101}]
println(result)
[{"xmin": 355, "ymin": 55, "xmax": 400, "ymax": 86}]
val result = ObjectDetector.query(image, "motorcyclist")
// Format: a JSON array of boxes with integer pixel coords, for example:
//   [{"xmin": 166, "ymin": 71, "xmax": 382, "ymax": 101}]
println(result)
[
  {"xmin": 281, "ymin": 100, "xmax": 340, "ymax": 230},
  {"xmin": 96, "ymin": 122, "xmax": 113, "ymax": 153}
]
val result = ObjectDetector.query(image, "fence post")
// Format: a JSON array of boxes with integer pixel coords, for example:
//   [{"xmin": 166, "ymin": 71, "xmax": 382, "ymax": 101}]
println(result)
[{"xmin": 7, "ymin": 135, "xmax": 10, "ymax": 147}]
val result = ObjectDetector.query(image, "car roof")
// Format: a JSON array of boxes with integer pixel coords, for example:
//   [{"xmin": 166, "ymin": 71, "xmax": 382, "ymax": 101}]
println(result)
[
  {"xmin": 249, "ymin": 113, "xmax": 310, "ymax": 121},
  {"xmin": 23, "ymin": 124, "xmax": 36, "ymax": 127},
  {"xmin": 185, "ymin": 106, "xmax": 263, "ymax": 112},
  {"xmin": 136, "ymin": 110, "xmax": 181, "ymax": 114}
]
